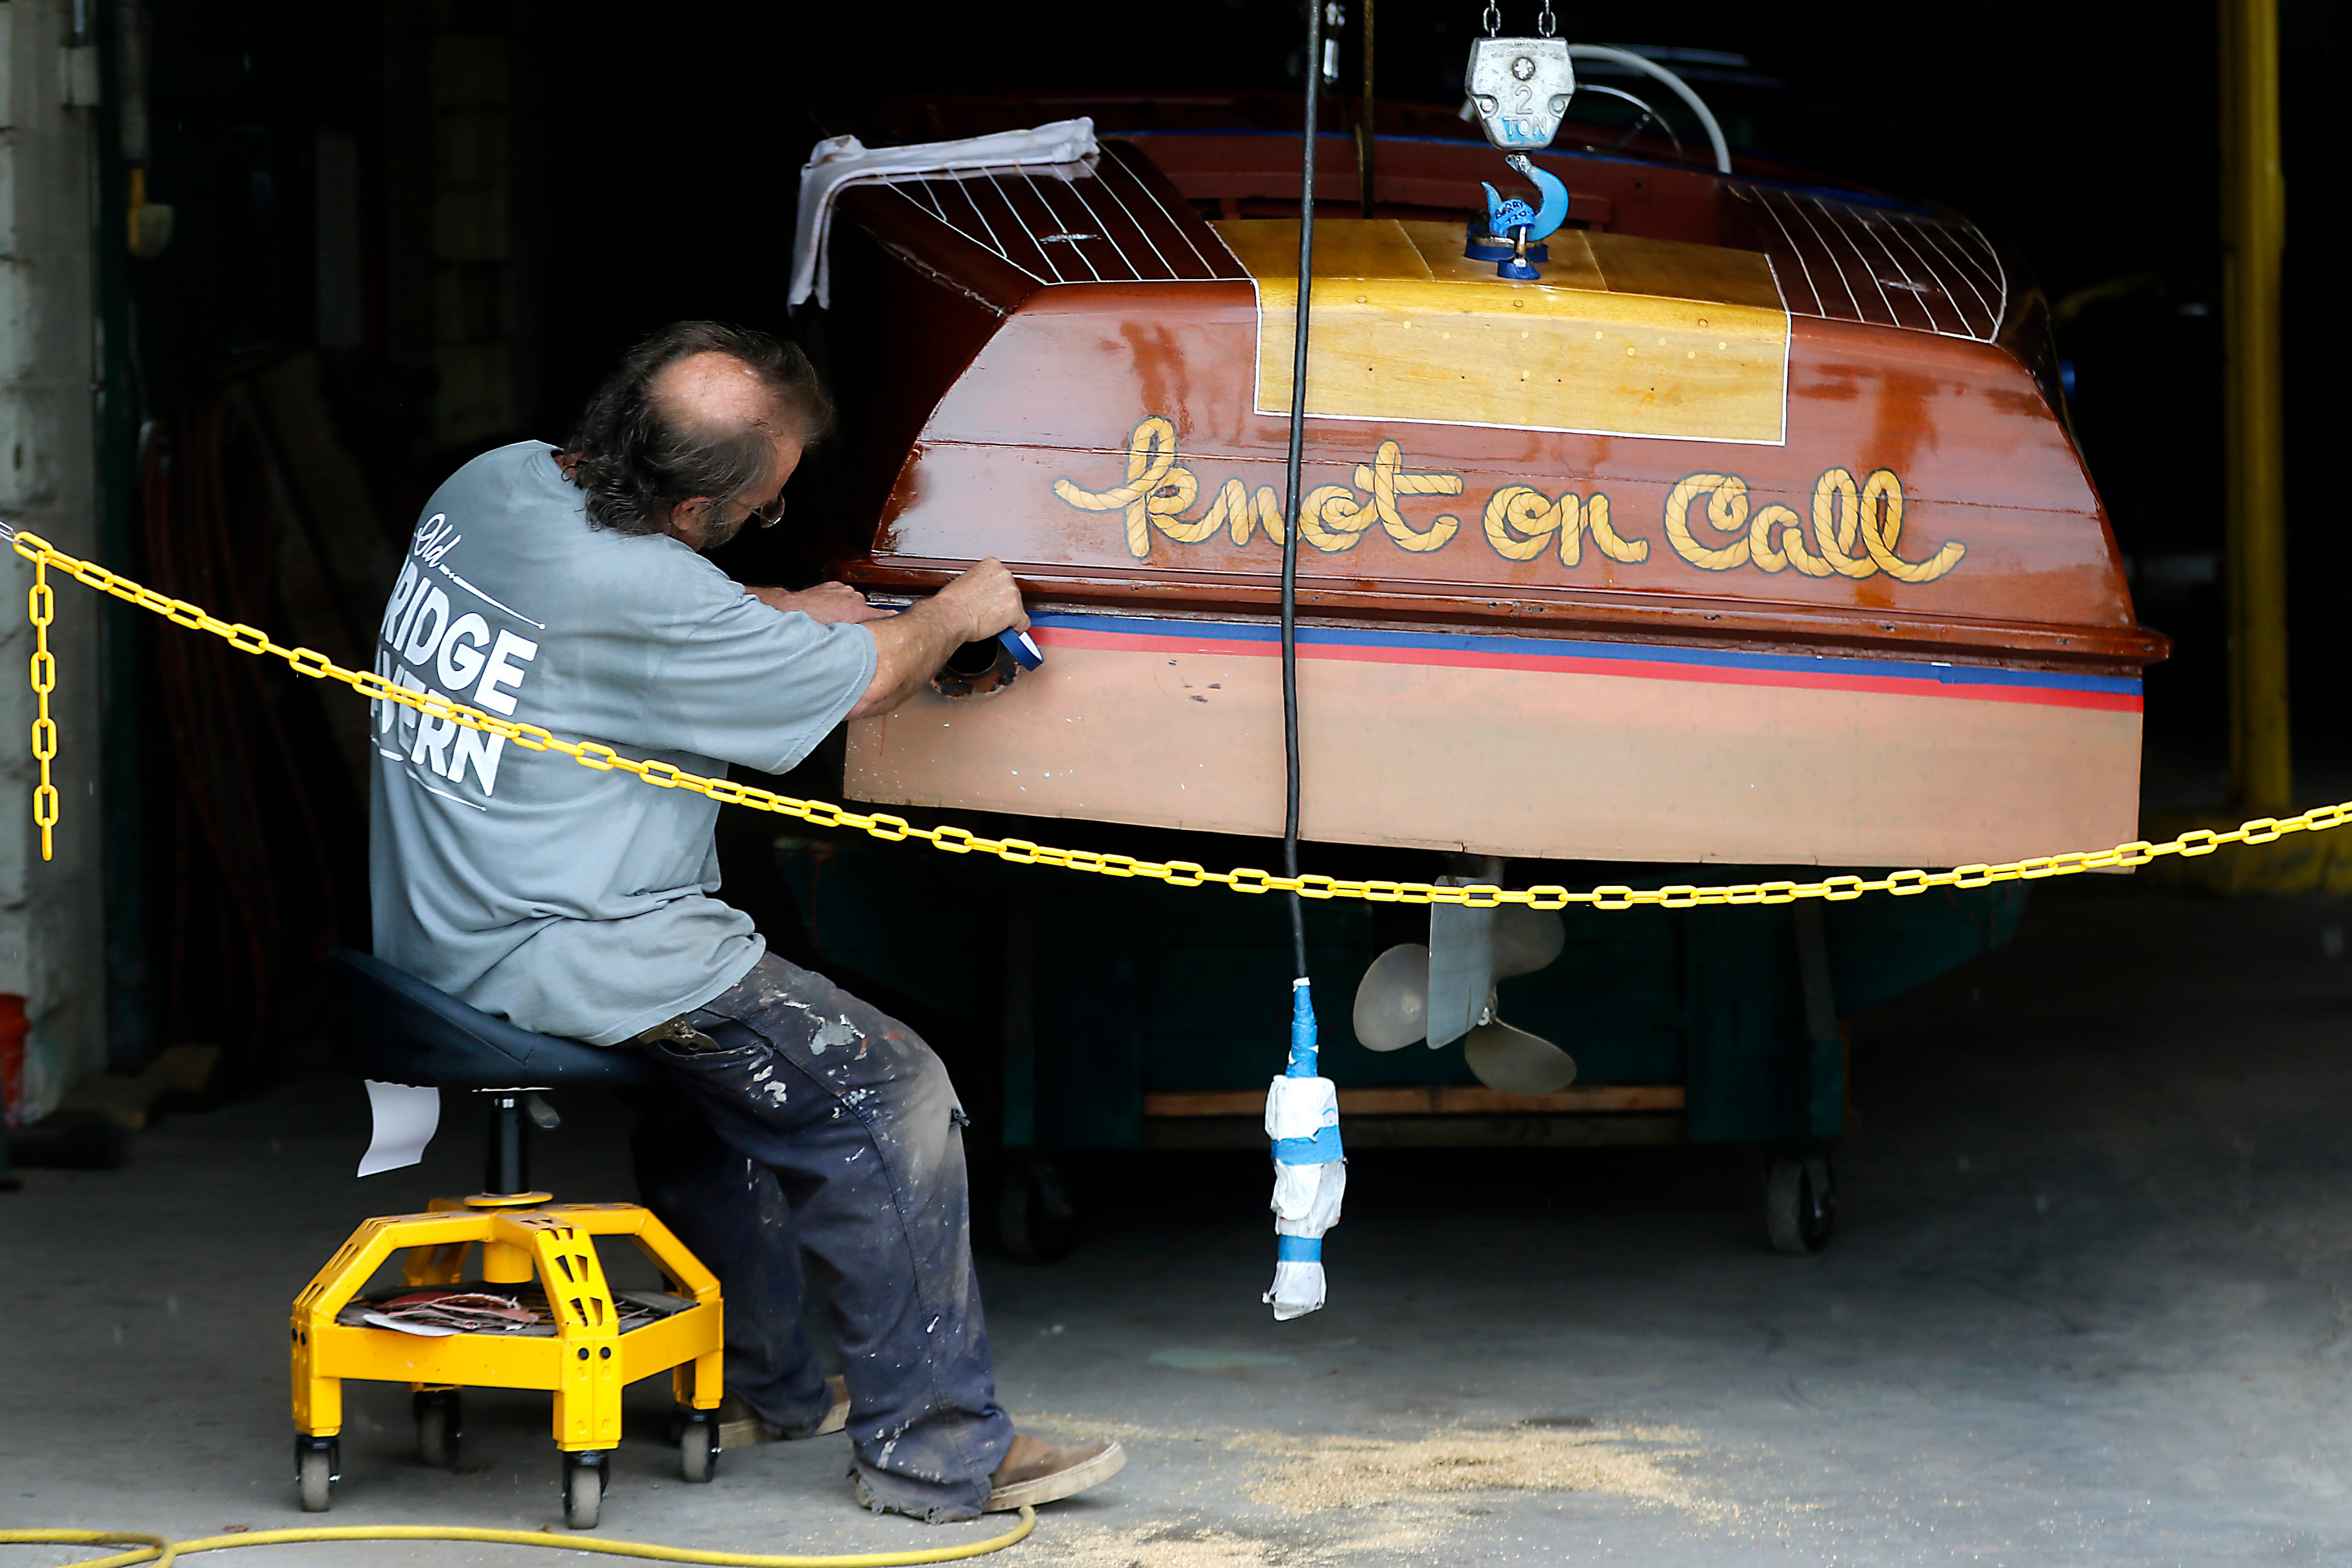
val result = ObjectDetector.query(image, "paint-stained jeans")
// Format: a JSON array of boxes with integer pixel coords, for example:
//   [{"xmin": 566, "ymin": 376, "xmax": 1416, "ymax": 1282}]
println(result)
[{"xmin": 628, "ymin": 952, "xmax": 1013, "ymax": 1522}]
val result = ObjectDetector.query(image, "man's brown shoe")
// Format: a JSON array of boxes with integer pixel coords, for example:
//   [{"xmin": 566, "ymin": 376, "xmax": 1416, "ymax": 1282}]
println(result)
[
  {"xmin": 985, "ymin": 1433, "xmax": 1127, "ymax": 1511},
  {"xmin": 714, "ymin": 1375, "xmax": 848, "ymax": 1448}
]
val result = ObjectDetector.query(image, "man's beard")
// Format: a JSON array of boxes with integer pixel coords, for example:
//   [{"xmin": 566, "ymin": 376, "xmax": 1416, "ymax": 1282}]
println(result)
[{"xmin": 698, "ymin": 512, "xmax": 746, "ymax": 551}]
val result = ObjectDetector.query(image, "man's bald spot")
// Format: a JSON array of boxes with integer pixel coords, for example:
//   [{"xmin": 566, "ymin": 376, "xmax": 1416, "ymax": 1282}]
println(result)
[{"xmin": 651, "ymin": 350, "xmax": 788, "ymax": 438}]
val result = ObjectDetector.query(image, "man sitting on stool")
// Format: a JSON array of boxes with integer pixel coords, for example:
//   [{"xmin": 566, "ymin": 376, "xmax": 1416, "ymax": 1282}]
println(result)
[{"xmin": 368, "ymin": 320, "xmax": 1122, "ymax": 1522}]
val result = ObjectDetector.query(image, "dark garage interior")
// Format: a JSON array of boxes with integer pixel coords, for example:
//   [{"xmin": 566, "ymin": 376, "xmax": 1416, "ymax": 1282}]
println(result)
[{"xmin": 3, "ymin": 1, "xmax": 2348, "ymax": 1562}]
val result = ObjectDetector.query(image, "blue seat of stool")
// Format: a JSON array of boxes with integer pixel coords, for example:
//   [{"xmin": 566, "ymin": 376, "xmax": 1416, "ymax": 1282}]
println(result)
[{"xmin": 327, "ymin": 949, "xmax": 657, "ymax": 1090}]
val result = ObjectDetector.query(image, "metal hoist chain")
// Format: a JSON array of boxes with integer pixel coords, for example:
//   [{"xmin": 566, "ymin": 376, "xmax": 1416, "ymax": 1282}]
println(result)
[
  {"xmin": 7, "ymin": 525, "xmax": 2349, "ymax": 906},
  {"xmin": 1483, "ymin": 1, "xmax": 1553, "ymax": 37}
]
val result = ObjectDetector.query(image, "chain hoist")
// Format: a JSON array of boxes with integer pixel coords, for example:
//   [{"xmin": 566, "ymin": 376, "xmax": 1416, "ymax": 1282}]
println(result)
[{"xmin": 1462, "ymin": 2, "xmax": 1574, "ymax": 278}]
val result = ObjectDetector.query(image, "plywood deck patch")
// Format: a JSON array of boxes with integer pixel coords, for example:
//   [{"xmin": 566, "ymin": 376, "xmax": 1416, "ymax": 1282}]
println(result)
[{"xmin": 1213, "ymin": 218, "xmax": 1789, "ymax": 444}]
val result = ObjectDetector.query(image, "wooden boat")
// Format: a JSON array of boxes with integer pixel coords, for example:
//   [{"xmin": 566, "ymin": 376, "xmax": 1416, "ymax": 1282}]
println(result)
[{"xmin": 811, "ymin": 92, "xmax": 2163, "ymax": 871}]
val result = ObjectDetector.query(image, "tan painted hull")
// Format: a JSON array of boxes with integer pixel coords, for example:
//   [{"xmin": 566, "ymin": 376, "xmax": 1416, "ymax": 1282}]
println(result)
[{"xmin": 847, "ymin": 615, "xmax": 2140, "ymax": 867}]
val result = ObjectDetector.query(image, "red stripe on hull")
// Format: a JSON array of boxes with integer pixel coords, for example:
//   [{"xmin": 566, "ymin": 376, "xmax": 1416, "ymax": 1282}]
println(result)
[{"xmin": 1034, "ymin": 626, "xmax": 2140, "ymax": 713}]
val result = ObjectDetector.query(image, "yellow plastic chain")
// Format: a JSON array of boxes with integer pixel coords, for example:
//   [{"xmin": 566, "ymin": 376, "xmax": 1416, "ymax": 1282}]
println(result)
[
  {"xmin": 9, "ymin": 527, "xmax": 2347, "ymax": 906},
  {"xmin": 26, "ymin": 549, "xmax": 58, "ymax": 861}
]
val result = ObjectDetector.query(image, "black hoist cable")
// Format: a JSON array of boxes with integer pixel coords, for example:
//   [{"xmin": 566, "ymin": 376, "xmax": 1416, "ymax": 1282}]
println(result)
[{"xmin": 1279, "ymin": 0, "xmax": 1324, "ymax": 985}]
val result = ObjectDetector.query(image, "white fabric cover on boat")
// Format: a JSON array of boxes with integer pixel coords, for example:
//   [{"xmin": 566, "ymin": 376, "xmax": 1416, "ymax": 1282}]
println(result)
[{"xmin": 789, "ymin": 118, "xmax": 1099, "ymax": 308}]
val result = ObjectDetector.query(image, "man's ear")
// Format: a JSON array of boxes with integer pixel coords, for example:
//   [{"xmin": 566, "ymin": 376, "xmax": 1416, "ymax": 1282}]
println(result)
[{"xmin": 667, "ymin": 496, "xmax": 715, "ymax": 543}]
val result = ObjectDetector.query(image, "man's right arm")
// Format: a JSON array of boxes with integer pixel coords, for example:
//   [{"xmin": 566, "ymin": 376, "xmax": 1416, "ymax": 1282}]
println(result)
[{"xmin": 848, "ymin": 559, "xmax": 1030, "ymax": 719}]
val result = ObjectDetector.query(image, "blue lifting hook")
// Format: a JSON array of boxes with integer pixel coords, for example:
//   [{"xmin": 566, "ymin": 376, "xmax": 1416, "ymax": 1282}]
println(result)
[{"xmin": 1467, "ymin": 155, "xmax": 1569, "ymax": 280}]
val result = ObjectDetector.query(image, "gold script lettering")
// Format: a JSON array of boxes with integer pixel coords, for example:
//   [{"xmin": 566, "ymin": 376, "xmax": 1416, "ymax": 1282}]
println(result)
[
  {"xmin": 1482, "ymin": 488, "xmax": 1648, "ymax": 566},
  {"xmin": 1056, "ymin": 422, "xmax": 1460, "ymax": 557},
  {"xmin": 1053, "ymin": 422, "xmax": 1960, "ymax": 585},
  {"xmin": 1669, "ymin": 469, "xmax": 1964, "ymax": 582},
  {"xmin": 1050, "ymin": 417, "xmax": 1187, "ymax": 560}
]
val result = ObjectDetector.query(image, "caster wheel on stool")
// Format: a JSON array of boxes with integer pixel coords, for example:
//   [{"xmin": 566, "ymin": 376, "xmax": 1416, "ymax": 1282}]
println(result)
[
  {"xmin": 562, "ymin": 1451, "xmax": 607, "ymax": 1530},
  {"xmin": 680, "ymin": 1413, "xmax": 717, "ymax": 1483},
  {"xmin": 414, "ymin": 1389, "xmax": 462, "ymax": 1468},
  {"xmin": 1764, "ymin": 1151, "xmax": 1836, "ymax": 1255},
  {"xmin": 998, "ymin": 1153, "xmax": 1076, "ymax": 1264},
  {"xmin": 294, "ymin": 1435, "xmax": 339, "ymax": 1513}
]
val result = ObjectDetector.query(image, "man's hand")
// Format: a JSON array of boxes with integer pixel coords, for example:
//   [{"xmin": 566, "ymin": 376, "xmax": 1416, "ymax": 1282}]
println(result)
[
  {"xmin": 748, "ymin": 582, "xmax": 894, "ymax": 626},
  {"xmin": 849, "ymin": 559, "xmax": 1030, "ymax": 720},
  {"xmin": 926, "ymin": 559, "xmax": 1030, "ymax": 643}
]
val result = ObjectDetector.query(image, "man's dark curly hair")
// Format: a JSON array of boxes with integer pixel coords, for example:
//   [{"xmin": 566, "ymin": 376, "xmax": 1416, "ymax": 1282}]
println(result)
[{"xmin": 563, "ymin": 321, "xmax": 834, "ymax": 536}]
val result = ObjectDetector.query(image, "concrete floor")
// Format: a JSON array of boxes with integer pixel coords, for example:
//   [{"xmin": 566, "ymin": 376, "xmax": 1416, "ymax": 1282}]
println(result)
[{"xmin": 6, "ymin": 879, "xmax": 2352, "ymax": 1565}]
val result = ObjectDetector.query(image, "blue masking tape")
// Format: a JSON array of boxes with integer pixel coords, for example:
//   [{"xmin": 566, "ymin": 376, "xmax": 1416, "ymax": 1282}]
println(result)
[
  {"xmin": 999, "ymin": 628, "xmax": 1043, "ymax": 669},
  {"xmin": 1276, "ymin": 1235, "xmax": 1322, "ymax": 1262},
  {"xmin": 1273, "ymin": 1125, "xmax": 1344, "ymax": 1164},
  {"xmin": 1286, "ymin": 978, "xmax": 1319, "ymax": 1078}
]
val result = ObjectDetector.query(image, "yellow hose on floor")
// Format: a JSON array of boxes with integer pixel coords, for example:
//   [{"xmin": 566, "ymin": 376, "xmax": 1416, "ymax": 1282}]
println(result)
[{"xmin": 0, "ymin": 1508, "xmax": 1033, "ymax": 1568}]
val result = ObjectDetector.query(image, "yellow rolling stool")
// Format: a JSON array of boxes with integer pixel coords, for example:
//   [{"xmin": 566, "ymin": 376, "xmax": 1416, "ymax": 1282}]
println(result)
[{"xmin": 291, "ymin": 950, "xmax": 723, "ymax": 1528}]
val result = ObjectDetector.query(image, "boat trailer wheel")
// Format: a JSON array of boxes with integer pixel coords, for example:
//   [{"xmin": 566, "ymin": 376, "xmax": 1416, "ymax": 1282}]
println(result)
[
  {"xmin": 1764, "ymin": 1150, "xmax": 1836, "ymax": 1255},
  {"xmin": 998, "ymin": 1153, "xmax": 1077, "ymax": 1264}
]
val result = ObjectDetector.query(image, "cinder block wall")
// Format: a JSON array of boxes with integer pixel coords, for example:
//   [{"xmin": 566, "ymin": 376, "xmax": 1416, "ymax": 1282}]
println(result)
[{"xmin": 0, "ymin": 0, "xmax": 109, "ymax": 1123}]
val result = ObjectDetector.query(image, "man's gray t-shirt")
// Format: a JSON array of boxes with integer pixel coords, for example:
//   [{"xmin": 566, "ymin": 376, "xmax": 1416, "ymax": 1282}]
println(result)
[{"xmin": 368, "ymin": 441, "xmax": 877, "ymax": 1044}]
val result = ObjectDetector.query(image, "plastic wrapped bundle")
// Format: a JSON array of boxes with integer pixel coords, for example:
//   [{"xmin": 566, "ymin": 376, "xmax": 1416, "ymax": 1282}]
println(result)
[{"xmin": 1264, "ymin": 978, "xmax": 1344, "ymax": 1320}]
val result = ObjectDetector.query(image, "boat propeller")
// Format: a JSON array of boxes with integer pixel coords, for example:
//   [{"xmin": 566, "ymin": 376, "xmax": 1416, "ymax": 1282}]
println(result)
[
  {"xmin": 1350, "ymin": 900, "xmax": 1576, "ymax": 1095},
  {"xmin": 1464, "ymin": 1018, "xmax": 1577, "ymax": 1096},
  {"xmin": 1351, "ymin": 942, "xmax": 1433, "ymax": 1053}
]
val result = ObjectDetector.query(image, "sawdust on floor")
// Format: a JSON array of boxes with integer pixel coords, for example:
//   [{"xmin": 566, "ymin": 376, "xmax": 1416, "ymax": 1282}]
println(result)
[
  {"xmin": 1231, "ymin": 1423, "xmax": 1713, "ymax": 1518},
  {"xmin": 1039, "ymin": 1522, "xmax": 1309, "ymax": 1568},
  {"xmin": 1010, "ymin": 1415, "xmax": 1721, "ymax": 1560},
  {"xmin": 1013, "ymin": 1413, "xmax": 1225, "ymax": 1446}
]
